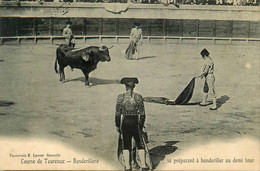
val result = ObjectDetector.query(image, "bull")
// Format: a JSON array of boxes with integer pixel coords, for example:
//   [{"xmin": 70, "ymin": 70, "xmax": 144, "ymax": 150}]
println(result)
[{"xmin": 54, "ymin": 44, "xmax": 112, "ymax": 86}]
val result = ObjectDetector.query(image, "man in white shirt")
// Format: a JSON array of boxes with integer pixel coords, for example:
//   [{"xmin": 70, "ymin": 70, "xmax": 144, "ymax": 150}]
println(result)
[
  {"xmin": 62, "ymin": 21, "xmax": 75, "ymax": 48},
  {"xmin": 125, "ymin": 22, "xmax": 143, "ymax": 60},
  {"xmin": 197, "ymin": 48, "xmax": 217, "ymax": 110}
]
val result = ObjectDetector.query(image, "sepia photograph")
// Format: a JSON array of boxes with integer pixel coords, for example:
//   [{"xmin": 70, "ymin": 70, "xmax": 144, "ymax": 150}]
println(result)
[{"xmin": 0, "ymin": 0, "xmax": 259, "ymax": 170}]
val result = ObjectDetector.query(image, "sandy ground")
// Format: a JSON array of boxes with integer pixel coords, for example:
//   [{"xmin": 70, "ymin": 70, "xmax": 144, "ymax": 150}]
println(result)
[{"xmin": 0, "ymin": 42, "xmax": 259, "ymax": 170}]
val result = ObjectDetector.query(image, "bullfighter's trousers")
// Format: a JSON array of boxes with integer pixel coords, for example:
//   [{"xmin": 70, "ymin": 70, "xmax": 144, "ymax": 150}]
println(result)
[
  {"xmin": 203, "ymin": 74, "xmax": 217, "ymax": 107},
  {"xmin": 121, "ymin": 116, "xmax": 144, "ymax": 150}
]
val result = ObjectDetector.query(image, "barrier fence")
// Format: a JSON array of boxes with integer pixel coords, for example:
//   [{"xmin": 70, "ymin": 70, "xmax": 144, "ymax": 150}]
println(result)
[{"xmin": 1, "ymin": 35, "xmax": 260, "ymax": 45}]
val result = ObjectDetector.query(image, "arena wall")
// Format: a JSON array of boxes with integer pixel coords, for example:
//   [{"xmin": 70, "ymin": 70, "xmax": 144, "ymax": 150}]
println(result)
[
  {"xmin": 1, "ymin": 18, "xmax": 260, "ymax": 38},
  {"xmin": 0, "ymin": 3, "xmax": 259, "ymax": 39}
]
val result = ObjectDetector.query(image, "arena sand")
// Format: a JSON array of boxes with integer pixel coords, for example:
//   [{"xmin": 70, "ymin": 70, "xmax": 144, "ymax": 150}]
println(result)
[{"xmin": 0, "ymin": 42, "xmax": 259, "ymax": 170}]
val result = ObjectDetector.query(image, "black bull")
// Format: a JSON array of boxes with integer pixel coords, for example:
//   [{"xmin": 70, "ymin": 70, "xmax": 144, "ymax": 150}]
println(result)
[{"xmin": 55, "ymin": 44, "xmax": 112, "ymax": 86}]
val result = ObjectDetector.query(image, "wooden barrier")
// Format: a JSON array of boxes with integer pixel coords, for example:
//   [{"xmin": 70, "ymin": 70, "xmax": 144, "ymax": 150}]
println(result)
[{"xmin": 1, "ymin": 35, "xmax": 260, "ymax": 45}]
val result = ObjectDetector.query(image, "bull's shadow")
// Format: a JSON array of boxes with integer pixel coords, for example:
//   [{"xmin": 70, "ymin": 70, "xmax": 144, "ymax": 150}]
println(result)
[
  {"xmin": 64, "ymin": 77, "xmax": 120, "ymax": 86},
  {"xmin": 137, "ymin": 56, "xmax": 156, "ymax": 60},
  {"xmin": 150, "ymin": 141, "xmax": 178, "ymax": 169},
  {"xmin": 217, "ymin": 95, "xmax": 229, "ymax": 109}
]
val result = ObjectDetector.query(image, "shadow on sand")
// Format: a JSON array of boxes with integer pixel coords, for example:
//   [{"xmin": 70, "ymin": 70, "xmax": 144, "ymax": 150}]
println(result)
[
  {"xmin": 143, "ymin": 97, "xmax": 200, "ymax": 106},
  {"xmin": 64, "ymin": 77, "xmax": 120, "ymax": 86},
  {"xmin": 137, "ymin": 56, "xmax": 156, "ymax": 60},
  {"xmin": 0, "ymin": 100, "xmax": 15, "ymax": 107},
  {"xmin": 217, "ymin": 95, "xmax": 229, "ymax": 109},
  {"xmin": 150, "ymin": 141, "xmax": 179, "ymax": 169},
  {"xmin": 0, "ymin": 59, "xmax": 4, "ymax": 62},
  {"xmin": 166, "ymin": 100, "xmax": 200, "ymax": 106}
]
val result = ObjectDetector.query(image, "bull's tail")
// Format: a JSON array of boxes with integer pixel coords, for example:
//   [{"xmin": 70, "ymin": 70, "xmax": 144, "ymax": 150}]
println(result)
[
  {"xmin": 55, "ymin": 49, "xmax": 59, "ymax": 74},
  {"xmin": 54, "ymin": 58, "xmax": 58, "ymax": 74}
]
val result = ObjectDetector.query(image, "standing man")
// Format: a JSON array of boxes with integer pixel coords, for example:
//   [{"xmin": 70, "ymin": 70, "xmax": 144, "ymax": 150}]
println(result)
[
  {"xmin": 125, "ymin": 22, "xmax": 143, "ymax": 60},
  {"xmin": 62, "ymin": 21, "xmax": 75, "ymax": 48},
  {"xmin": 196, "ymin": 49, "xmax": 217, "ymax": 110},
  {"xmin": 115, "ymin": 77, "xmax": 148, "ymax": 170},
  {"xmin": 216, "ymin": 0, "xmax": 223, "ymax": 4}
]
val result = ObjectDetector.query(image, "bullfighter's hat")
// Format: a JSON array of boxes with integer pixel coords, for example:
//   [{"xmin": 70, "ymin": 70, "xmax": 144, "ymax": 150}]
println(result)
[
  {"xmin": 200, "ymin": 48, "xmax": 210, "ymax": 56},
  {"xmin": 66, "ymin": 21, "xmax": 72, "ymax": 25},
  {"xmin": 120, "ymin": 77, "xmax": 139, "ymax": 87},
  {"xmin": 134, "ymin": 22, "xmax": 141, "ymax": 26}
]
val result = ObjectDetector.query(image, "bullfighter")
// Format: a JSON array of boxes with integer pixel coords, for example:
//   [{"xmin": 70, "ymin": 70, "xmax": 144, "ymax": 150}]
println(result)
[{"xmin": 197, "ymin": 48, "xmax": 217, "ymax": 110}]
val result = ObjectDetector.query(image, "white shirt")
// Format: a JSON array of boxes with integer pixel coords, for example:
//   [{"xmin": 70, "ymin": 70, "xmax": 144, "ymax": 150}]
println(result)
[
  {"xmin": 130, "ymin": 27, "xmax": 142, "ymax": 42},
  {"xmin": 203, "ymin": 56, "xmax": 214, "ymax": 75}
]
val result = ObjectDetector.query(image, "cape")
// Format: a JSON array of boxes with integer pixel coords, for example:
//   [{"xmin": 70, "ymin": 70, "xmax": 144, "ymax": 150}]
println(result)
[
  {"xmin": 125, "ymin": 41, "xmax": 137, "ymax": 59},
  {"xmin": 117, "ymin": 132, "xmax": 153, "ymax": 170},
  {"xmin": 143, "ymin": 77, "xmax": 196, "ymax": 105}
]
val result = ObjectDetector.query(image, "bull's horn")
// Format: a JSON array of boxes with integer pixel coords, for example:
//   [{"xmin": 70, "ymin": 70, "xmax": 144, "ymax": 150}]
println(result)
[
  {"xmin": 71, "ymin": 47, "xmax": 85, "ymax": 52},
  {"xmin": 108, "ymin": 45, "xmax": 114, "ymax": 49},
  {"xmin": 99, "ymin": 46, "xmax": 107, "ymax": 51}
]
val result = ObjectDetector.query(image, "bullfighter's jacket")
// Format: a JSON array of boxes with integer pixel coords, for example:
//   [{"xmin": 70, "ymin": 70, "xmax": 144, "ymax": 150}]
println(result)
[{"xmin": 115, "ymin": 92, "xmax": 145, "ymax": 129}]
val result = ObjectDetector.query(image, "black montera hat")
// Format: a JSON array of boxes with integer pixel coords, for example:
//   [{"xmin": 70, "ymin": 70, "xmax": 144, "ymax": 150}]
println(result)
[
  {"xmin": 200, "ymin": 48, "xmax": 210, "ymax": 56},
  {"xmin": 66, "ymin": 21, "xmax": 72, "ymax": 25},
  {"xmin": 134, "ymin": 22, "xmax": 140, "ymax": 26},
  {"xmin": 120, "ymin": 77, "xmax": 139, "ymax": 86}
]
